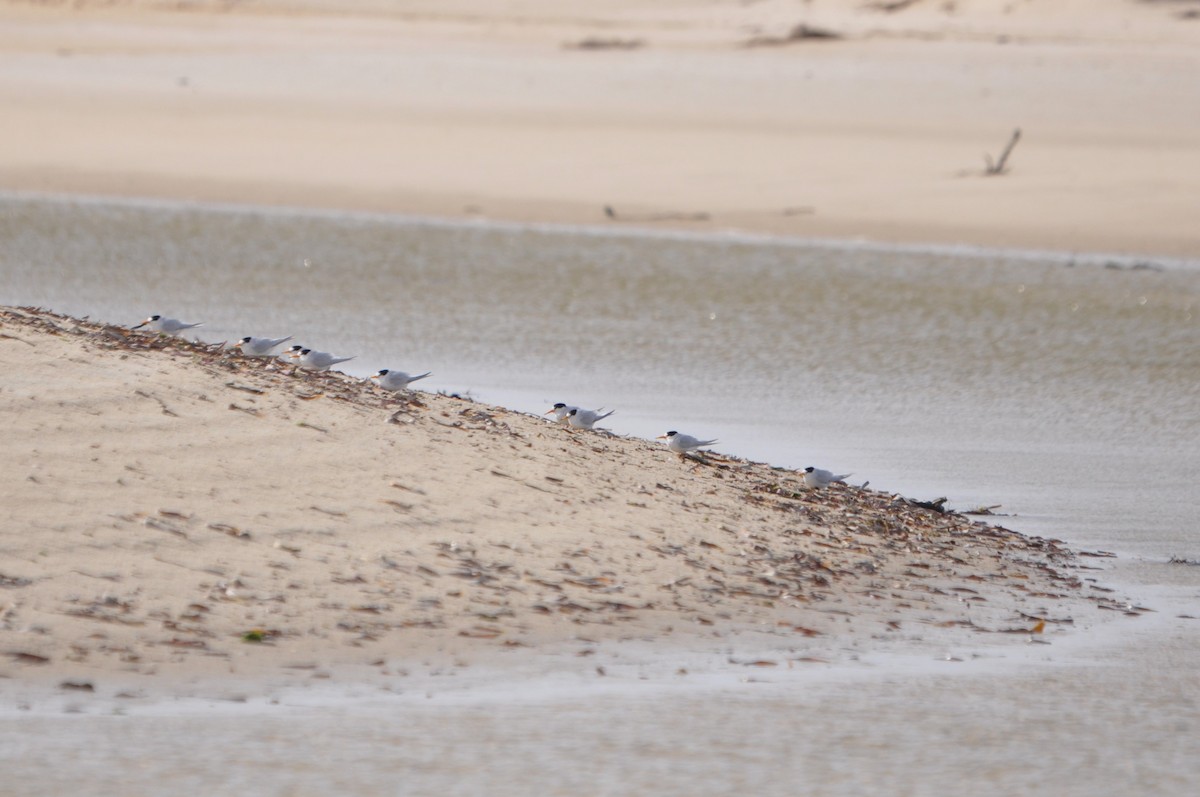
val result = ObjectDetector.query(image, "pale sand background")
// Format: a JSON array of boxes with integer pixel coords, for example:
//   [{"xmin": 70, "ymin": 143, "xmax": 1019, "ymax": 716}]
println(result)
[{"xmin": 1, "ymin": 0, "xmax": 1198, "ymax": 257}]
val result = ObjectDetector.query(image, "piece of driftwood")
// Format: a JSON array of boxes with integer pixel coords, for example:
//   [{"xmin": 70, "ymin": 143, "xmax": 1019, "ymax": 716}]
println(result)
[
  {"xmin": 984, "ymin": 128, "xmax": 1022, "ymax": 175},
  {"xmin": 563, "ymin": 38, "xmax": 644, "ymax": 51},
  {"xmin": 863, "ymin": 0, "xmax": 922, "ymax": 12},
  {"xmin": 604, "ymin": 205, "xmax": 710, "ymax": 223},
  {"xmin": 909, "ymin": 497, "xmax": 948, "ymax": 514}
]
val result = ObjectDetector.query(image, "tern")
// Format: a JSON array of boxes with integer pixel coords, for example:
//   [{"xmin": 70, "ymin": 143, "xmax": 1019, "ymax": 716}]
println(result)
[
  {"xmin": 132, "ymin": 315, "xmax": 202, "ymax": 335},
  {"xmin": 288, "ymin": 347, "xmax": 355, "ymax": 371},
  {"xmin": 657, "ymin": 430, "xmax": 718, "ymax": 457},
  {"xmin": 236, "ymin": 335, "xmax": 292, "ymax": 357},
  {"xmin": 567, "ymin": 407, "xmax": 614, "ymax": 430},
  {"xmin": 370, "ymin": 369, "xmax": 432, "ymax": 392},
  {"xmin": 545, "ymin": 403, "xmax": 578, "ymax": 424},
  {"xmin": 802, "ymin": 466, "xmax": 853, "ymax": 488}
]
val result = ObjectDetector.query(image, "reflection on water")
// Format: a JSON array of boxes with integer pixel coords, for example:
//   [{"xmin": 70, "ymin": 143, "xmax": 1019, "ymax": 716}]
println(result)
[{"xmin": 2, "ymin": 194, "xmax": 1198, "ymax": 556}]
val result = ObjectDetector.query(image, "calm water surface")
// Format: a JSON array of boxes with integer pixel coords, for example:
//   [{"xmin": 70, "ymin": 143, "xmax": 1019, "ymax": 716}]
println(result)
[{"xmin": 3, "ymin": 195, "xmax": 1200, "ymax": 796}]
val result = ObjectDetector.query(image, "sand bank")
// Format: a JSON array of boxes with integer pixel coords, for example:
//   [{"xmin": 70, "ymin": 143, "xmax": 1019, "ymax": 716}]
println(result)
[
  {"xmin": 0, "ymin": 306, "xmax": 1141, "ymax": 691},
  {"xmin": 0, "ymin": 1, "xmax": 1198, "ymax": 258}
]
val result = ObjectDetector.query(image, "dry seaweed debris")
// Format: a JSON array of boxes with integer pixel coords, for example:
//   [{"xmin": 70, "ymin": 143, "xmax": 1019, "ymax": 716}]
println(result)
[
  {"xmin": 744, "ymin": 24, "xmax": 843, "ymax": 47},
  {"xmin": 563, "ymin": 37, "xmax": 644, "ymax": 51}
]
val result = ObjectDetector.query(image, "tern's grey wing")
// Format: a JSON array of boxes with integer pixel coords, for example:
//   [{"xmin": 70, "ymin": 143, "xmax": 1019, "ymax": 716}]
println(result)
[{"xmin": 381, "ymin": 372, "xmax": 420, "ymax": 389}]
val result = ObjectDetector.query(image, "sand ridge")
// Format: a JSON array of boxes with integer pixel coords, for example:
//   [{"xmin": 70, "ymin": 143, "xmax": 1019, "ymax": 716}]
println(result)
[{"xmin": 0, "ymin": 307, "xmax": 1143, "ymax": 688}]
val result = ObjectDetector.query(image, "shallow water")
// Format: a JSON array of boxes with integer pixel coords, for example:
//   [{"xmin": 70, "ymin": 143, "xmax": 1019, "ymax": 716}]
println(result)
[
  {"xmin": 3, "ymin": 193, "xmax": 1197, "ymax": 558},
  {"xmin": 1, "ymin": 605, "xmax": 1197, "ymax": 797},
  {"xmin": 3, "ymin": 193, "xmax": 1199, "ymax": 795}
]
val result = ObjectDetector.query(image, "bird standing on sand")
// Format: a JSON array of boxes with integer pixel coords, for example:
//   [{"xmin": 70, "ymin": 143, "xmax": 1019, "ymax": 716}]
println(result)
[
  {"xmin": 658, "ymin": 430, "xmax": 718, "ymax": 457},
  {"xmin": 132, "ymin": 315, "xmax": 202, "ymax": 335},
  {"xmin": 567, "ymin": 407, "xmax": 614, "ymax": 430},
  {"xmin": 803, "ymin": 466, "xmax": 852, "ymax": 488},
  {"xmin": 236, "ymin": 335, "xmax": 292, "ymax": 357},
  {"xmin": 288, "ymin": 346, "xmax": 355, "ymax": 371},
  {"xmin": 370, "ymin": 369, "xmax": 432, "ymax": 392}
]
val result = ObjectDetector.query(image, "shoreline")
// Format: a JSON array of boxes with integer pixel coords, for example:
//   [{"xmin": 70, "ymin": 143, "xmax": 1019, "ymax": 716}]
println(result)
[
  {"xmin": 7, "ymin": 188, "xmax": 1199, "ymax": 271},
  {"xmin": 3, "ymin": 162, "xmax": 1195, "ymax": 263},
  {"xmin": 0, "ymin": 306, "xmax": 1144, "ymax": 693}
]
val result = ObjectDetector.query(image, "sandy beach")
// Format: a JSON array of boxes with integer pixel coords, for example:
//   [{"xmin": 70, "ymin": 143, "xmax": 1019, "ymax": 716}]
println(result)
[
  {"xmin": 2, "ymin": 305, "xmax": 1133, "ymax": 689},
  {"xmin": 1, "ymin": 0, "xmax": 1199, "ymax": 258},
  {"xmin": 2, "ymin": 4, "xmax": 1199, "ymax": 794}
]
